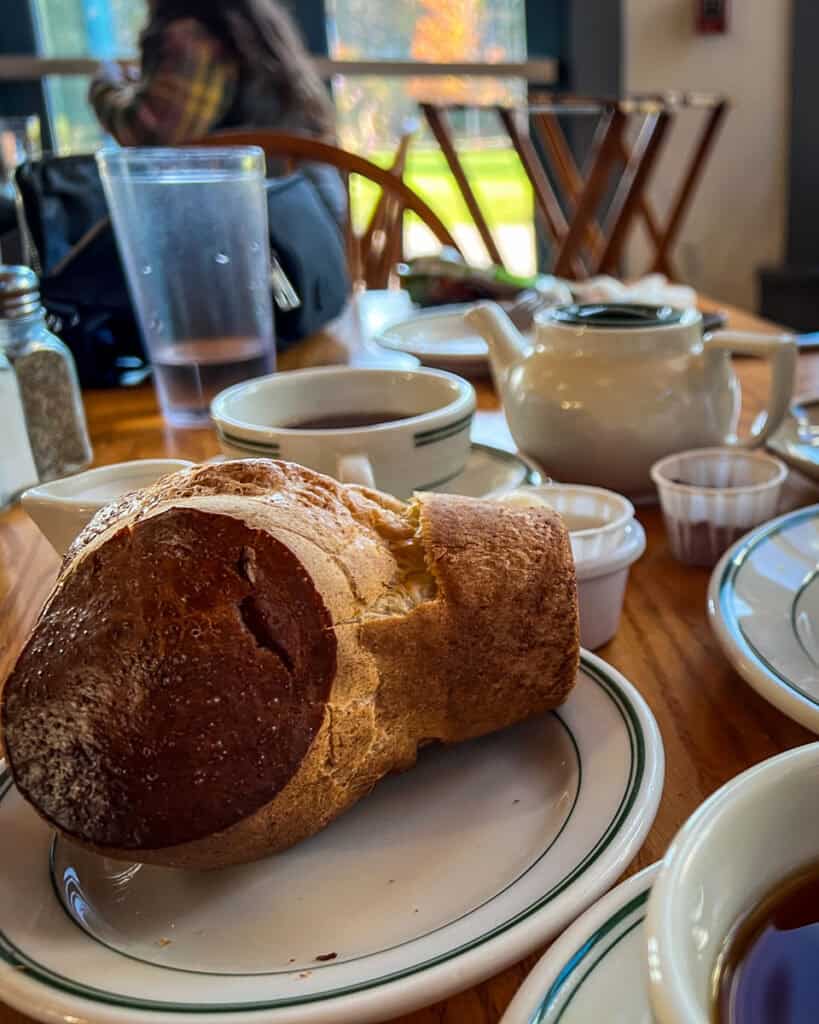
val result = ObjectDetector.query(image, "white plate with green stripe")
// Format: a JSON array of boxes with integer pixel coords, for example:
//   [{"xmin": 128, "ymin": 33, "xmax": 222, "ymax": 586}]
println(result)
[
  {"xmin": 501, "ymin": 864, "xmax": 658, "ymax": 1024},
  {"xmin": 0, "ymin": 651, "xmax": 663, "ymax": 1024},
  {"xmin": 375, "ymin": 304, "xmax": 493, "ymax": 376},
  {"xmin": 708, "ymin": 504, "xmax": 819, "ymax": 733}
]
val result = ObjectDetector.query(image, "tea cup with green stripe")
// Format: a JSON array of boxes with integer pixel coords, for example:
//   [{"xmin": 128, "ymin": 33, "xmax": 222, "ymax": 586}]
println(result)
[{"xmin": 211, "ymin": 366, "xmax": 476, "ymax": 499}]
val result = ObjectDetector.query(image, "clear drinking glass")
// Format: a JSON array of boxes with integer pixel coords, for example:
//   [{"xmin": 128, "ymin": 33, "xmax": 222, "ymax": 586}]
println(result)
[{"xmin": 96, "ymin": 147, "xmax": 275, "ymax": 426}]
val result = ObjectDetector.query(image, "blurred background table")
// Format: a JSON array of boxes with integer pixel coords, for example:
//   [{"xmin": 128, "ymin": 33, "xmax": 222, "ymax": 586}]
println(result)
[{"xmin": 1, "ymin": 295, "xmax": 818, "ymax": 1024}]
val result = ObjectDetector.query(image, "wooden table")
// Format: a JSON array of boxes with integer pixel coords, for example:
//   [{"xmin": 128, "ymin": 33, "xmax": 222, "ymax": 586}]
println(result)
[{"xmin": 2, "ymin": 299, "xmax": 819, "ymax": 1024}]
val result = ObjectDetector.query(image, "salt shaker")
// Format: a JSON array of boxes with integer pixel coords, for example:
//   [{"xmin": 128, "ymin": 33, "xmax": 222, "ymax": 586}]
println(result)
[
  {"xmin": 0, "ymin": 266, "xmax": 92, "ymax": 482},
  {"xmin": 0, "ymin": 348, "xmax": 38, "ymax": 508}
]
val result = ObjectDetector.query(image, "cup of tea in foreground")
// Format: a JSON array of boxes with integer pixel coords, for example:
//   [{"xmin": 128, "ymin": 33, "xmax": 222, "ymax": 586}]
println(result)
[
  {"xmin": 646, "ymin": 742, "xmax": 819, "ymax": 1024},
  {"xmin": 210, "ymin": 366, "xmax": 476, "ymax": 498}
]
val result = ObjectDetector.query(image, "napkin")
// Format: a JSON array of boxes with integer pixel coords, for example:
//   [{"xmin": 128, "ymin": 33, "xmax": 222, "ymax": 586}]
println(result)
[{"xmin": 569, "ymin": 273, "xmax": 698, "ymax": 310}]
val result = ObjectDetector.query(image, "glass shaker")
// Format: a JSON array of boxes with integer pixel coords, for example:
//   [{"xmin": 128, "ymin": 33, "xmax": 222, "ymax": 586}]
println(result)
[
  {"xmin": 0, "ymin": 348, "xmax": 38, "ymax": 509},
  {"xmin": 0, "ymin": 266, "xmax": 92, "ymax": 482}
]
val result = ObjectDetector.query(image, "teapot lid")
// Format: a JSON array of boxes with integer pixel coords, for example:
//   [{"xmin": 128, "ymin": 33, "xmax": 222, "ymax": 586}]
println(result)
[{"xmin": 546, "ymin": 303, "xmax": 687, "ymax": 329}]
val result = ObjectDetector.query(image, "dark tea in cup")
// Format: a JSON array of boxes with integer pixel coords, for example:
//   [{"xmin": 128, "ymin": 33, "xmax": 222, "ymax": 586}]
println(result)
[
  {"xmin": 285, "ymin": 411, "xmax": 413, "ymax": 430},
  {"xmin": 714, "ymin": 861, "xmax": 819, "ymax": 1023}
]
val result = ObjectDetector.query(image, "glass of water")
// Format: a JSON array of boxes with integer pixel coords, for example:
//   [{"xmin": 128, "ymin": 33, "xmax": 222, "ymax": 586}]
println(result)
[{"xmin": 97, "ymin": 147, "xmax": 275, "ymax": 426}]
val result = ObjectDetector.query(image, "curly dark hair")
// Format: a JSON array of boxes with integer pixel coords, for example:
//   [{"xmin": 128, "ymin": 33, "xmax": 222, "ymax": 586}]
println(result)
[{"xmin": 144, "ymin": 0, "xmax": 336, "ymax": 139}]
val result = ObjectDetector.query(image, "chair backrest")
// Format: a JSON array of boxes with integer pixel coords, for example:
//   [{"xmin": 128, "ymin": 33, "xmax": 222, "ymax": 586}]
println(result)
[{"xmin": 196, "ymin": 131, "xmax": 462, "ymax": 288}]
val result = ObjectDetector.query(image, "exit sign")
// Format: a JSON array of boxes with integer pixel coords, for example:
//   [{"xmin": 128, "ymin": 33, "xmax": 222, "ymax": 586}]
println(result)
[{"xmin": 696, "ymin": 0, "xmax": 729, "ymax": 34}]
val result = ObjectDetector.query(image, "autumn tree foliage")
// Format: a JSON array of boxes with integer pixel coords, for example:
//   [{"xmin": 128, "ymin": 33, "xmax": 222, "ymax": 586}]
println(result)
[
  {"xmin": 411, "ymin": 0, "xmax": 481, "ymax": 65},
  {"xmin": 408, "ymin": 0, "xmax": 509, "ymax": 104}
]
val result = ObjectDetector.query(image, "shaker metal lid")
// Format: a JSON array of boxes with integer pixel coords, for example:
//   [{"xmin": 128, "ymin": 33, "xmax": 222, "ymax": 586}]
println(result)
[
  {"xmin": 0, "ymin": 265, "xmax": 41, "ymax": 319},
  {"xmin": 546, "ymin": 303, "xmax": 687, "ymax": 329}
]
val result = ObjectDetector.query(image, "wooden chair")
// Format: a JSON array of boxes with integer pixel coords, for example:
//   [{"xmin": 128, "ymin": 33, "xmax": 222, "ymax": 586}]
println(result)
[
  {"xmin": 360, "ymin": 130, "xmax": 414, "ymax": 289},
  {"xmin": 196, "ymin": 131, "xmax": 462, "ymax": 289},
  {"xmin": 421, "ymin": 94, "xmax": 726, "ymax": 280}
]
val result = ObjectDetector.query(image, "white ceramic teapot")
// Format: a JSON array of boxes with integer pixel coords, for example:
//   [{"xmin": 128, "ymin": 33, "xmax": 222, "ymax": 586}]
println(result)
[{"xmin": 465, "ymin": 302, "xmax": 797, "ymax": 499}]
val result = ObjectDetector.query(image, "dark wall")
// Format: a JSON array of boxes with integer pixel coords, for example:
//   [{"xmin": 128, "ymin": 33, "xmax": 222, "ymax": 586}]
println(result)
[
  {"xmin": 0, "ymin": 0, "xmax": 52, "ymax": 149},
  {"xmin": 565, "ymin": 0, "xmax": 623, "ymax": 97},
  {"xmin": 525, "ymin": 0, "xmax": 622, "ymax": 95},
  {"xmin": 283, "ymin": 0, "xmax": 328, "ymax": 56},
  {"xmin": 759, "ymin": 0, "xmax": 819, "ymax": 328},
  {"xmin": 786, "ymin": 0, "xmax": 819, "ymax": 265}
]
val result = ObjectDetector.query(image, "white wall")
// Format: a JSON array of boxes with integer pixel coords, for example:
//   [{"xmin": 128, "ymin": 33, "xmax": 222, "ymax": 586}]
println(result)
[{"xmin": 624, "ymin": 0, "xmax": 791, "ymax": 308}]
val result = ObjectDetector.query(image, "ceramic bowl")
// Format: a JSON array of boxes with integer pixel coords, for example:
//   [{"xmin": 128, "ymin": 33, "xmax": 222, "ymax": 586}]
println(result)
[
  {"xmin": 211, "ymin": 366, "xmax": 476, "ymax": 498},
  {"xmin": 646, "ymin": 742, "xmax": 819, "ymax": 1024}
]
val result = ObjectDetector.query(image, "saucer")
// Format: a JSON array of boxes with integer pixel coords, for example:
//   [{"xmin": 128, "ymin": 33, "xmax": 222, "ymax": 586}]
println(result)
[
  {"xmin": 708, "ymin": 504, "xmax": 819, "ymax": 733},
  {"xmin": 0, "ymin": 651, "xmax": 664, "ymax": 1024},
  {"xmin": 501, "ymin": 864, "xmax": 659, "ymax": 1023},
  {"xmin": 208, "ymin": 443, "xmax": 542, "ymax": 498},
  {"xmin": 768, "ymin": 394, "xmax": 819, "ymax": 481},
  {"xmin": 435, "ymin": 442, "xmax": 541, "ymax": 496},
  {"xmin": 375, "ymin": 304, "xmax": 499, "ymax": 376}
]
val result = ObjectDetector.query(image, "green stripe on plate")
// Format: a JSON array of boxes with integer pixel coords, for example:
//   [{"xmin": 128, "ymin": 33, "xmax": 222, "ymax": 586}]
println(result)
[
  {"xmin": 531, "ymin": 890, "xmax": 650, "ymax": 1023},
  {"xmin": 790, "ymin": 565, "xmax": 819, "ymax": 667},
  {"xmin": 719, "ymin": 504, "xmax": 819, "ymax": 710}
]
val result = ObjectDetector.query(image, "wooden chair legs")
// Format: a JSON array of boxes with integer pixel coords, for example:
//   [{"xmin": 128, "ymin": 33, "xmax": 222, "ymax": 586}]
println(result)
[
  {"xmin": 598, "ymin": 108, "xmax": 671, "ymax": 274},
  {"xmin": 496, "ymin": 106, "xmax": 585, "ymax": 278},
  {"xmin": 361, "ymin": 130, "xmax": 414, "ymax": 289},
  {"xmin": 417, "ymin": 95, "xmax": 726, "ymax": 281},
  {"xmin": 650, "ymin": 99, "xmax": 727, "ymax": 277},
  {"xmin": 553, "ymin": 108, "xmax": 627, "ymax": 278},
  {"xmin": 420, "ymin": 102, "xmax": 504, "ymax": 267}
]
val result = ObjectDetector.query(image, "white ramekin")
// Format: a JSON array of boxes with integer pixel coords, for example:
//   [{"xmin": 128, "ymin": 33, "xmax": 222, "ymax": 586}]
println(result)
[
  {"xmin": 575, "ymin": 521, "xmax": 646, "ymax": 649},
  {"xmin": 500, "ymin": 484, "xmax": 645, "ymax": 649},
  {"xmin": 646, "ymin": 742, "xmax": 819, "ymax": 1024},
  {"xmin": 650, "ymin": 447, "xmax": 787, "ymax": 568}
]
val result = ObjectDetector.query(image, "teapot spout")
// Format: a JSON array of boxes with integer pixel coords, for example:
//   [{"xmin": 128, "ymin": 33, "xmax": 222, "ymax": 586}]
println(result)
[{"xmin": 465, "ymin": 302, "xmax": 530, "ymax": 376}]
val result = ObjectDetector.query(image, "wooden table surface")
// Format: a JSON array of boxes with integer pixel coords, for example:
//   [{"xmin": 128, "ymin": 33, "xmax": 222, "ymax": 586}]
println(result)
[{"xmin": 2, "ymin": 298, "xmax": 819, "ymax": 1024}]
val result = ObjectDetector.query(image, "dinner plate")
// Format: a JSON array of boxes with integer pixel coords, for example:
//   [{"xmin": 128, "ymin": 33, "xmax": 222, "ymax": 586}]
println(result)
[
  {"xmin": 375, "ymin": 304, "xmax": 499, "ymax": 375},
  {"xmin": 0, "ymin": 651, "xmax": 664, "ymax": 1024},
  {"xmin": 708, "ymin": 504, "xmax": 819, "ymax": 733},
  {"xmin": 501, "ymin": 864, "xmax": 659, "ymax": 1024},
  {"xmin": 767, "ymin": 394, "xmax": 819, "ymax": 482}
]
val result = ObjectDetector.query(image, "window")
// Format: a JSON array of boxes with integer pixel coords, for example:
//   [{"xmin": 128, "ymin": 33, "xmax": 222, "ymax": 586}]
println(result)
[
  {"xmin": 30, "ymin": 0, "xmax": 537, "ymax": 272},
  {"xmin": 328, "ymin": 0, "xmax": 535, "ymax": 272},
  {"xmin": 35, "ymin": 0, "xmax": 145, "ymax": 152},
  {"xmin": 36, "ymin": 0, "xmax": 143, "ymax": 57}
]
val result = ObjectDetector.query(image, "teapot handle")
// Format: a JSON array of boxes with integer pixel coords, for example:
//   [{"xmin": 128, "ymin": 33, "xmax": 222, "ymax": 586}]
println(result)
[{"xmin": 703, "ymin": 330, "xmax": 797, "ymax": 448}]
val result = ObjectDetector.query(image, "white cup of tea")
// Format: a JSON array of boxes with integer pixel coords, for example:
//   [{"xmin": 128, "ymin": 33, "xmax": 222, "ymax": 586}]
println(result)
[
  {"xmin": 210, "ymin": 366, "xmax": 476, "ymax": 498},
  {"xmin": 645, "ymin": 742, "xmax": 819, "ymax": 1024}
]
